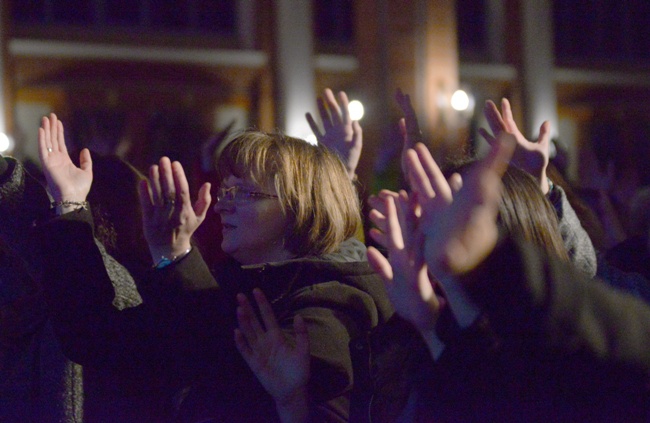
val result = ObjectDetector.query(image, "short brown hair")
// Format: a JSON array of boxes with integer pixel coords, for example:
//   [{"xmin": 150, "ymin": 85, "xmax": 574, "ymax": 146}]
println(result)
[{"xmin": 216, "ymin": 130, "xmax": 361, "ymax": 257}]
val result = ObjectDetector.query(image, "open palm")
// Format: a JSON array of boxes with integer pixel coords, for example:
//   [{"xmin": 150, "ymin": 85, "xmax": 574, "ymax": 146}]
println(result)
[
  {"xmin": 38, "ymin": 113, "xmax": 93, "ymax": 203},
  {"xmin": 235, "ymin": 289, "xmax": 310, "ymax": 405}
]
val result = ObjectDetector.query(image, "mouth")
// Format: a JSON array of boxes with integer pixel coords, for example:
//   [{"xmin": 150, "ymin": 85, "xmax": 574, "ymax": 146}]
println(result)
[{"xmin": 222, "ymin": 223, "xmax": 236, "ymax": 231}]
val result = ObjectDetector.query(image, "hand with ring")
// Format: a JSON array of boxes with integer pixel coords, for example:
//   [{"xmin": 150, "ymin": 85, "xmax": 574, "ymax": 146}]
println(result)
[
  {"xmin": 38, "ymin": 113, "xmax": 93, "ymax": 208},
  {"xmin": 138, "ymin": 156, "xmax": 212, "ymax": 265}
]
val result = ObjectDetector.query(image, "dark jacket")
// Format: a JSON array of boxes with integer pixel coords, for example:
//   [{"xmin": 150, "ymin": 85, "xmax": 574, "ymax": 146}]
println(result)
[
  {"xmin": 0, "ymin": 157, "xmax": 84, "ymax": 423},
  {"xmin": 359, "ymin": 237, "xmax": 650, "ymax": 422},
  {"xmin": 39, "ymin": 206, "xmax": 393, "ymax": 422},
  {"xmin": 148, "ymin": 237, "xmax": 394, "ymax": 422}
]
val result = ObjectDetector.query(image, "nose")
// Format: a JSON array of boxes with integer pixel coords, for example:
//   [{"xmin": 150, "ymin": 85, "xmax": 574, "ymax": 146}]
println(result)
[{"xmin": 213, "ymin": 199, "xmax": 235, "ymax": 214}]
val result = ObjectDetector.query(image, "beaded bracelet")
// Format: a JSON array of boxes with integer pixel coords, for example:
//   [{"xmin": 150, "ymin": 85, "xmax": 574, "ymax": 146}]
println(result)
[{"xmin": 51, "ymin": 200, "xmax": 89, "ymax": 215}]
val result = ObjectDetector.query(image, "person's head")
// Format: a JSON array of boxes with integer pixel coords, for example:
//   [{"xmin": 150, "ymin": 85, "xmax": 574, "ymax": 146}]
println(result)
[
  {"xmin": 446, "ymin": 160, "xmax": 569, "ymax": 262},
  {"xmin": 214, "ymin": 130, "xmax": 361, "ymax": 264},
  {"xmin": 86, "ymin": 154, "xmax": 151, "ymax": 274}
]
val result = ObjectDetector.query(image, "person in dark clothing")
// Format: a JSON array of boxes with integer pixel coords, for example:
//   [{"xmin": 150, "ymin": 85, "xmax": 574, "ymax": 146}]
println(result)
[
  {"xmin": 366, "ymin": 136, "xmax": 650, "ymax": 422},
  {"xmin": 37, "ymin": 114, "xmax": 393, "ymax": 422}
]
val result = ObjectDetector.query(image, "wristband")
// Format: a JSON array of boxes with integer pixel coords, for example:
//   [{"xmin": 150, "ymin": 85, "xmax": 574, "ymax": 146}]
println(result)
[{"xmin": 153, "ymin": 247, "xmax": 192, "ymax": 269}]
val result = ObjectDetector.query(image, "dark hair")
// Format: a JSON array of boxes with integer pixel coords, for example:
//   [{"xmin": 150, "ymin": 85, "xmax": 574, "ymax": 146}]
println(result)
[{"xmin": 86, "ymin": 154, "xmax": 150, "ymax": 275}]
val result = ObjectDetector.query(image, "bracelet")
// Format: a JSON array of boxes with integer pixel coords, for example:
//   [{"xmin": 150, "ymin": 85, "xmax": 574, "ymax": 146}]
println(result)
[
  {"xmin": 51, "ymin": 200, "xmax": 89, "ymax": 214},
  {"xmin": 546, "ymin": 177, "xmax": 555, "ymax": 196},
  {"xmin": 153, "ymin": 247, "xmax": 192, "ymax": 270}
]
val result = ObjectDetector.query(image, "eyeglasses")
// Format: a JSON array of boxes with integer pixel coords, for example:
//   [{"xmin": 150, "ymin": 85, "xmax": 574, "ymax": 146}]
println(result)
[{"xmin": 216, "ymin": 186, "xmax": 278, "ymax": 204}]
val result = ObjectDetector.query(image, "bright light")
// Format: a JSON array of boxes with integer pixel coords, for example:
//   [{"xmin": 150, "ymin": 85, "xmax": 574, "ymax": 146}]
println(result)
[
  {"xmin": 0, "ymin": 133, "xmax": 12, "ymax": 153},
  {"xmin": 304, "ymin": 133, "xmax": 318, "ymax": 145},
  {"xmin": 348, "ymin": 100, "xmax": 365, "ymax": 121},
  {"xmin": 450, "ymin": 90, "xmax": 470, "ymax": 111}
]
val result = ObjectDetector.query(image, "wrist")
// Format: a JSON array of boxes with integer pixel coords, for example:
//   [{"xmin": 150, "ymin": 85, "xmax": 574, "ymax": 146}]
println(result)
[
  {"xmin": 51, "ymin": 200, "xmax": 89, "ymax": 215},
  {"xmin": 150, "ymin": 244, "xmax": 193, "ymax": 269},
  {"xmin": 275, "ymin": 388, "xmax": 310, "ymax": 423}
]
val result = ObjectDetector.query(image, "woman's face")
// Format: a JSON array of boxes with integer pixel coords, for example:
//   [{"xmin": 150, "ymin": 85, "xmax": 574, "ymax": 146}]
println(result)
[{"xmin": 214, "ymin": 174, "xmax": 293, "ymax": 265}]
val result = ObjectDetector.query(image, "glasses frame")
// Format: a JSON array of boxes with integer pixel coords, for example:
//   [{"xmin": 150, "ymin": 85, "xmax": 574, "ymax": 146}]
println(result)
[{"xmin": 216, "ymin": 186, "xmax": 279, "ymax": 204}]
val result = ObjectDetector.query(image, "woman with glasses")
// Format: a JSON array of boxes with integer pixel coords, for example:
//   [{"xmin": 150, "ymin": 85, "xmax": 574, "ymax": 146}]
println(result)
[{"xmin": 38, "ymin": 118, "xmax": 393, "ymax": 422}]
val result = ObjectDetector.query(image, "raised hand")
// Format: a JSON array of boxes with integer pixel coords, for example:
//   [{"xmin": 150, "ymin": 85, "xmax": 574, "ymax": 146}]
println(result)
[
  {"xmin": 235, "ymin": 289, "xmax": 310, "ymax": 421},
  {"xmin": 367, "ymin": 192, "xmax": 441, "ymax": 333},
  {"xmin": 406, "ymin": 134, "xmax": 515, "ymax": 277},
  {"xmin": 479, "ymin": 98, "xmax": 550, "ymax": 193},
  {"xmin": 395, "ymin": 88, "xmax": 424, "ymax": 177},
  {"xmin": 137, "ymin": 157, "xmax": 211, "ymax": 263},
  {"xmin": 306, "ymin": 88, "xmax": 362, "ymax": 179},
  {"xmin": 38, "ymin": 113, "xmax": 93, "ymax": 205}
]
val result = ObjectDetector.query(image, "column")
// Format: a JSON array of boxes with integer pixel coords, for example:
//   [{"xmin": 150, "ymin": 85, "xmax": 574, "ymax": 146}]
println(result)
[{"xmin": 274, "ymin": 0, "xmax": 316, "ymax": 140}]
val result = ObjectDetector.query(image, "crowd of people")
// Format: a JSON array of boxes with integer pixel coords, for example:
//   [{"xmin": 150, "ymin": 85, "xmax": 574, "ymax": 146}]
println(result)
[{"xmin": 1, "ymin": 86, "xmax": 649, "ymax": 422}]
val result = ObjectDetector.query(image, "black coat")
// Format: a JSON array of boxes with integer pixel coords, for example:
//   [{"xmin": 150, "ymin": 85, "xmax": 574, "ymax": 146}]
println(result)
[{"xmin": 40, "ymin": 209, "xmax": 392, "ymax": 422}]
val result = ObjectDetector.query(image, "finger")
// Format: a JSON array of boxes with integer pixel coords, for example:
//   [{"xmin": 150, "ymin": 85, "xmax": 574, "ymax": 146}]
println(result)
[
  {"xmin": 536, "ymin": 120, "xmax": 551, "ymax": 146},
  {"xmin": 171, "ymin": 161, "xmax": 191, "ymax": 207},
  {"xmin": 448, "ymin": 173, "xmax": 463, "ymax": 193},
  {"xmin": 338, "ymin": 91, "xmax": 351, "ymax": 126},
  {"xmin": 405, "ymin": 148, "xmax": 435, "ymax": 198},
  {"xmin": 234, "ymin": 328, "xmax": 253, "ymax": 361},
  {"xmin": 317, "ymin": 97, "xmax": 331, "ymax": 130},
  {"xmin": 394, "ymin": 191, "xmax": 411, "ymax": 249},
  {"xmin": 236, "ymin": 293, "xmax": 264, "ymax": 339},
  {"xmin": 38, "ymin": 119, "xmax": 49, "ymax": 162},
  {"xmin": 367, "ymin": 246, "xmax": 394, "ymax": 282},
  {"xmin": 324, "ymin": 88, "xmax": 343, "ymax": 126},
  {"xmin": 148, "ymin": 165, "xmax": 163, "ymax": 206},
  {"xmin": 478, "ymin": 127, "xmax": 497, "ymax": 146},
  {"xmin": 253, "ymin": 288, "xmax": 279, "ymax": 331},
  {"xmin": 368, "ymin": 227, "xmax": 389, "ymax": 249},
  {"xmin": 194, "ymin": 182, "xmax": 212, "ymax": 223},
  {"xmin": 501, "ymin": 98, "xmax": 518, "ymax": 133},
  {"xmin": 385, "ymin": 196, "xmax": 405, "ymax": 251},
  {"xmin": 377, "ymin": 190, "xmax": 400, "ymax": 199},
  {"xmin": 306, "ymin": 112, "xmax": 323, "ymax": 139},
  {"xmin": 352, "ymin": 120, "xmax": 362, "ymax": 147},
  {"xmin": 399, "ymin": 118, "xmax": 408, "ymax": 146},
  {"xmin": 57, "ymin": 120, "xmax": 68, "ymax": 155},
  {"xmin": 293, "ymin": 315, "xmax": 309, "ymax": 354},
  {"xmin": 413, "ymin": 143, "xmax": 452, "ymax": 202},
  {"xmin": 368, "ymin": 209, "xmax": 387, "ymax": 234},
  {"xmin": 49, "ymin": 114, "xmax": 60, "ymax": 153},
  {"xmin": 483, "ymin": 100, "xmax": 506, "ymax": 136},
  {"xmin": 158, "ymin": 157, "xmax": 175, "ymax": 203},
  {"xmin": 78, "ymin": 148, "xmax": 93, "ymax": 174}
]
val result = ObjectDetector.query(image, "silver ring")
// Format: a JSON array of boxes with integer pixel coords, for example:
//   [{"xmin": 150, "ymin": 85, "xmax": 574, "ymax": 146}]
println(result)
[{"xmin": 47, "ymin": 148, "xmax": 53, "ymax": 153}]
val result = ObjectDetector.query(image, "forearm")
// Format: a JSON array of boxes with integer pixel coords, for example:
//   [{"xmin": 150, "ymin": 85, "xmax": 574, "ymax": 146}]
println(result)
[
  {"xmin": 550, "ymin": 184, "xmax": 597, "ymax": 276},
  {"xmin": 275, "ymin": 389, "xmax": 311, "ymax": 423},
  {"xmin": 462, "ymin": 236, "xmax": 650, "ymax": 370},
  {"xmin": 0, "ymin": 157, "xmax": 51, "ymax": 265}
]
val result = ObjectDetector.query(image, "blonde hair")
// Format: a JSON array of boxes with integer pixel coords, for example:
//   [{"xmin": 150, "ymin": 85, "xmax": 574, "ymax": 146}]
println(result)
[{"xmin": 216, "ymin": 130, "xmax": 361, "ymax": 256}]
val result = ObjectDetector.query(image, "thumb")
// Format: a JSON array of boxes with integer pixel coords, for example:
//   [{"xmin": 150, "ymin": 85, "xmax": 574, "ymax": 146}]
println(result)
[
  {"xmin": 79, "ymin": 148, "xmax": 93, "ymax": 173},
  {"xmin": 194, "ymin": 182, "xmax": 212, "ymax": 221}
]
